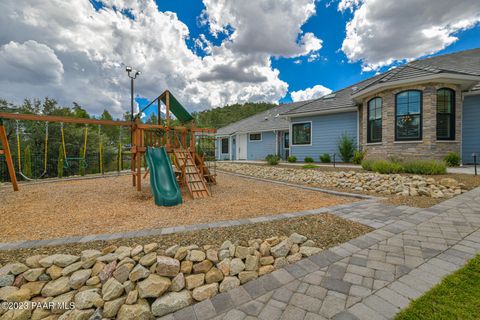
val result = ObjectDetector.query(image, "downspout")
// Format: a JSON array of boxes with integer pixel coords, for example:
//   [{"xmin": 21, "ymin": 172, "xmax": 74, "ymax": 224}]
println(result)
[
  {"xmin": 357, "ymin": 107, "xmax": 360, "ymax": 150},
  {"xmin": 274, "ymin": 130, "xmax": 278, "ymax": 157}
]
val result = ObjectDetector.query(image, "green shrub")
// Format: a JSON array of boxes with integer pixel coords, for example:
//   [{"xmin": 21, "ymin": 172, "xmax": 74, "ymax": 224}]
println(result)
[
  {"xmin": 319, "ymin": 153, "xmax": 331, "ymax": 163},
  {"xmin": 371, "ymin": 160, "xmax": 403, "ymax": 174},
  {"xmin": 362, "ymin": 159, "xmax": 447, "ymax": 175},
  {"xmin": 352, "ymin": 150, "xmax": 366, "ymax": 165},
  {"xmin": 304, "ymin": 156, "xmax": 314, "ymax": 163},
  {"xmin": 403, "ymin": 160, "xmax": 446, "ymax": 175},
  {"xmin": 444, "ymin": 152, "xmax": 461, "ymax": 167},
  {"xmin": 303, "ymin": 164, "xmax": 317, "ymax": 169},
  {"xmin": 57, "ymin": 144, "xmax": 64, "ymax": 178},
  {"xmin": 337, "ymin": 132, "xmax": 356, "ymax": 162},
  {"xmin": 23, "ymin": 145, "xmax": 32, "ymax": 178},
  {"xmin": 265, "ymin": 154, "xmax": 281, "ymax": 165},
  {"xmin": 287, "ymin": 156, "xmax": 297, "ymax": 163},
  {"xmin": 361, "ymin": 159, "xmax": 374, "ymax": 171}
]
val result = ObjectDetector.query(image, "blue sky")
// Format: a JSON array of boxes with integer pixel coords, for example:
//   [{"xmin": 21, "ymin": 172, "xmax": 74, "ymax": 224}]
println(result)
[
  {"xmin": 1, "ymin": 0, "xmax": 479, "ymax": 118},
  {"xmin": 151, "ymin": 0, "xmax": 480, "ymax": 107}
]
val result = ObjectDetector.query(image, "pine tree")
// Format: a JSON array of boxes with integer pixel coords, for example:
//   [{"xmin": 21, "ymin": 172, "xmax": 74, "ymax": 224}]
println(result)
[
  {"xmin": 57, "ymin": 144, "xmax": 64, "ymax": 178},
  {"xmin": 23, "ymin": 145, "xmax": 32, "ymax": 178}
]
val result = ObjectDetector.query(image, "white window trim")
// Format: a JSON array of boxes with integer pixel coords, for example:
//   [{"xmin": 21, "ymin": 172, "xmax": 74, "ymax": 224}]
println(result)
[
  {"xmin": 248, "ymin": 132, "xmax": 263, "ymax": 142},
  {"xmin": 220, "ymin": 137, "xmax": 230, "ymax": 155},
  {"xmin": 290, "ymin": 121, "xmax": 313, "ymax": 147}
]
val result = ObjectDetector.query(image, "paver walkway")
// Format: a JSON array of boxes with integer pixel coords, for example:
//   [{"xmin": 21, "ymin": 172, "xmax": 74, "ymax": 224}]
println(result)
[{"xmin": 160, "ymin": 187, "xmax": 480, "ymax": 320}]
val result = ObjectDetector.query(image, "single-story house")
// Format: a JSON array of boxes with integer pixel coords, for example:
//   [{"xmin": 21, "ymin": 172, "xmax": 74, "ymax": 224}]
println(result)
[
  {"xmin": 215, "ymin": 101, "xmax": 307, "ymax": 160},
  {"xmin": 216, "ymin": 48, "xmax": 480, "ymax": 164}
]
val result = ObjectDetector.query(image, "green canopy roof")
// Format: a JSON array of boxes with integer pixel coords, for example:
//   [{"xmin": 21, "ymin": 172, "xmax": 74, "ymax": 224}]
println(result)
[{"xmin": 160, "ymin": 91, "xmax": 194, "ymax": 123}]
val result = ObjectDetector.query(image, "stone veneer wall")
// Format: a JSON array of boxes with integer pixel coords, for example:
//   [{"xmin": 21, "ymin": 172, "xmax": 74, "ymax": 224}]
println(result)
[{"xmin": 360, "ymin": 83, "xmax": 462, "ymax": 160}]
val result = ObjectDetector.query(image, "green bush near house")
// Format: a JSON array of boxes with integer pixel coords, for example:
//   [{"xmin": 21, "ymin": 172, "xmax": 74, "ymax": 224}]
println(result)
[
  {"xmin": 444, "ymin": 152, "xmax": 461, "ymax": 167},
  {"xmin": 287, "ymin": 156, "xmax": 297, "ymax": 163},
  {"xmin": 352, "ymin": 150, "xmax": 366, "ymax": 165},
  {"xmin": 265, "ymin": 154, "xmax": 281, "ymax": 165},
  {"xmin": 403, "ymin": 160, "xmax": 446, "ymax": 175},
  {"xmin": 337, "ymin": 132, "xmax": 356, "ymax": 162},
  {"xmin": 362, "ymin": 159, "xmax": 446, "ymax": 175},
  {"xmin": 319, "ymin": 153, "xmax": 331, "ymax": 163},
  {"xmin": 361, "ymin": 159, "xmax": 374, "ymax": 171},
  {"xmin": 304, "ymin": 156, "xmax": 314, "ymax": 163},
  {"xmin": 371, "ymin": 160, "xmax": 403, "ymax": 174}
]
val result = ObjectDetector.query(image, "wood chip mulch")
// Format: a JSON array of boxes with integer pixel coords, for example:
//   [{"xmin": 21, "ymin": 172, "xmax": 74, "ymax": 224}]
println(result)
[
  {"xmin": 0, "ymin": 173, "xmax": 356, "ymax": 243},
  {"xmin": 0, "ymin": 214, "xmax": 372, "ymax": 265}
]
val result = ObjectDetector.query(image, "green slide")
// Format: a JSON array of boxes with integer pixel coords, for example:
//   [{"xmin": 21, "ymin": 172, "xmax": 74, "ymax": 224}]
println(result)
[{"xmin": 145, "ymin": 147, "xmax": 182, "ymax": 206}]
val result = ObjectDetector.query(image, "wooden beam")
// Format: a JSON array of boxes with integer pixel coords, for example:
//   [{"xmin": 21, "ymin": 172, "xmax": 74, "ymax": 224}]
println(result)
[
  {"xmin": 0, "ymin": 124, "xmax": 18, "ymax": 191},
  {"xmin": 0, "ymin": 112, "xmax": 131, "ymax": 127}
]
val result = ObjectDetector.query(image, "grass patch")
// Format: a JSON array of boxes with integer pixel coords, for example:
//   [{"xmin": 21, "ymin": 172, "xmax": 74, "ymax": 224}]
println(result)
[
  {"xmin": 303, "ymin": 164, "xmax": 318, "ymax": 169},
  {"xmin": 396, "ymin": 255, "xmax": 480, "ymax": 320}
]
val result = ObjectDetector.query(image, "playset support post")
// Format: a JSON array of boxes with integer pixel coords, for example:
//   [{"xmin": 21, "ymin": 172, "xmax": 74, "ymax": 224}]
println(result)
[{"xmin": 0, "ymin": 118, "xmax": 18, "ymax": 191}]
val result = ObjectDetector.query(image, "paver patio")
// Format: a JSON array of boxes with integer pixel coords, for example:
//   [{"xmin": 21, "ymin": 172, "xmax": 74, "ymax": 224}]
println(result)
[{"xmin": 157, "ymin": 186, "xmax": 480, "ymax": 320}]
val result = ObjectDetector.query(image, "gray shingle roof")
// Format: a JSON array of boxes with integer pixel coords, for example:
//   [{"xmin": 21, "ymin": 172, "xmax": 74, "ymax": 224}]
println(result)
[
  {"xmin": 283, "ymin": 48, "xmax": 480, "ymax": 116},
  {"xmin": 216, "ymin": 101, "xmax": 309, "ymax": 135}
]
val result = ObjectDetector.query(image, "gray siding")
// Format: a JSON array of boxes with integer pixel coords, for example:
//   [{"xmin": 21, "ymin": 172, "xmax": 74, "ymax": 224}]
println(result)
[
  {"xmin": 462, "ymin": 95, "xmax": 480, "ymax": 164},
  {"xmin": 247, "ymin": 131, "xmax": 276, "ymax": 160},
  {"xmin": 291, "ymin": 112, "xmax": 358, "ymax": 162}
]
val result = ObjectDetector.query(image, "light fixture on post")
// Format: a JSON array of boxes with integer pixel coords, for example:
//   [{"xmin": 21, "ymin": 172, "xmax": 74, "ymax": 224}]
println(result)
[{"xmin": 125, "ymin": 66, "xmax": 141, "ymax": 143}]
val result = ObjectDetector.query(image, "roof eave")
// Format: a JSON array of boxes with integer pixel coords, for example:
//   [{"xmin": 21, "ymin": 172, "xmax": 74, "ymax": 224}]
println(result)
[
  {"xmin": 351, "ymin": 73, "xmax": 480, "ymax": 101},
  {"xmin": 283, "ymin": 106, "xmax": 358, "ymax": 119}
]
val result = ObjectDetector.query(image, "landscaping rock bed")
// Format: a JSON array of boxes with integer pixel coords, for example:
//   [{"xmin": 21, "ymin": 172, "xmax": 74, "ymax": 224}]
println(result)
[
  {"xmin": 0, "ymin": 234, "xmax": 322, "ymax": 319},
  {"xmin": 218, "ymin": 163, "xmax": 468, "ymax": 198}
]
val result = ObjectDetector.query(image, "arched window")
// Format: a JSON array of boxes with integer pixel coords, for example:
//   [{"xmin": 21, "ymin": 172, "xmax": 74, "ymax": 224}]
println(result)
[
  {"xmin": 395, "ymin": 90, "xmax": 422, "ymax": 141},
  {"xmin": 367, "ymin": 97, "xmax": 382, "ymax": 143},
  {"xmin": 437, "ymin": 88, "xmax": 455, "ymax": 140}
]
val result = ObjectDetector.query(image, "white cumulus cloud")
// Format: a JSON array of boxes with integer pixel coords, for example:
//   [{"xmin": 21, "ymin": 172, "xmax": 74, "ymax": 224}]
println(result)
[
  {"xmin": 0, "ymin": 0, "xmax": 322, "ymax": 117},
  {"xmin": 0, "ymin": 40, "xmax": 64, "ymax": 85},
  {"xmin": 339, "ymin": 0, "xmax": 480, "ymax": 71},
  {"xmin": 291, "ymin": 84, "xmax": 332, "ymax": 102}
]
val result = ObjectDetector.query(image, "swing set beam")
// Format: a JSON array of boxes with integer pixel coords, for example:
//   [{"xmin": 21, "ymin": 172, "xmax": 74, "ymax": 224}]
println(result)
[{"xmin": 0, "ymin": 111, "xmax": 216, "ymax": 192}]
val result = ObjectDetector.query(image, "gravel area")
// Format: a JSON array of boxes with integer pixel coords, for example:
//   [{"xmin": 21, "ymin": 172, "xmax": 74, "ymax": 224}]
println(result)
[
  {"xmin": 0, "ymin": 173, "xmax": 355, "ymax": 242},
  {"xmin": 218, "ymin": 163, "xmax": 480, "ymax": 208},
  {"xmin": 0, "ymin": 214, "xmax": 372, "ymax": 265}
]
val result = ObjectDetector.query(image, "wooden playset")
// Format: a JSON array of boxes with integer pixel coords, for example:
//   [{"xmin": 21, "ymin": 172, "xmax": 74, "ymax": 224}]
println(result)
[{"xmin": 0, "ymin": 90, "xmax": 216, "ymax": 203}]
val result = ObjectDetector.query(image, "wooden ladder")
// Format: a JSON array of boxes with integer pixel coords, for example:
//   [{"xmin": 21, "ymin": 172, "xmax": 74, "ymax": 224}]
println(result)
[
  {"xmin": 194, "ymin": 153, "xmax": 217, "ymax": 185},
  {"xmin": 174, "ymin": 148, "xmax": 210, "ymax": 199},
  {"xmin": 0, "ymin": 121, "xmax": 19, "ymax": 191}
]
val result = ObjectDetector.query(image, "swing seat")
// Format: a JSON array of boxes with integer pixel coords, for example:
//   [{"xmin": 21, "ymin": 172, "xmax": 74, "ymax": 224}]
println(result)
[{"xmin": 64, "ymin": 157, "xmax": 88, "ymax": 169}]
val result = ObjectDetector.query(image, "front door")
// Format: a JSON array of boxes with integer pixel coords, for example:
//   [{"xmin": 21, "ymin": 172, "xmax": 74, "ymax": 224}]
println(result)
[
  {"xmin": 237, "ymin": 134, "xmax": 247, "ymax": 160},
  {"xmin": 284, "ymin": 132, "xmax": 290, "ymax": 159}
]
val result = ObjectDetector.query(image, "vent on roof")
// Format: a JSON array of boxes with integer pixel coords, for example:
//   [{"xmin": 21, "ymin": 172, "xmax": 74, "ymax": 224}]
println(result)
[
  {"xmin": 351, "ymin": 86, "xmax": 358, "ymax": 92},
  {"xmin": 275, "ymin": 114, "xmax": 279, "ymax": 118},
  {"xmin": 264, "ymin": 116, "xmax": 269, "ymax": 121},
  {"xmin": 323, "ymin": 93, "xmax": 336, "ymax": 99}
]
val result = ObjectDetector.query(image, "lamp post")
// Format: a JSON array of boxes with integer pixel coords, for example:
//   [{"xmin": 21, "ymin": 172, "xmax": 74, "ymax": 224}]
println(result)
[
  {"xmin": 125, "ymin": 66, "xmax": 141, "ymax": 147},
  {"xmin": 125, "ymin": 66, "xmax": 141, "ymax": 123}
]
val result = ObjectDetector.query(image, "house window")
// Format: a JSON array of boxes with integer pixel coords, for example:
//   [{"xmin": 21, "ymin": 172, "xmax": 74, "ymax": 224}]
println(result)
[
  {"xmin": 249, "ymin": 133, "xmax": 262, "ymax": 141},
  {"xmin": 367, "ymin": 97, "xmax": 382, "ymax": 143},
  {"xmin": 395, "ymin": 90, "xmax": 422, "ymax": 141},
  {"xmin": 284, "ymin": 132, "xmax": 289, "ymax": 149},
  {"xmin": 292, "ymin": 122, "xmax": 311, "ymax": 145},
  {"xmin": 221, "ymin": 138, "xmax": 229, "ymax": 154},
  {"xmin": 437, "ymin": 88, "xmax": 455, "ymax": 140}
]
